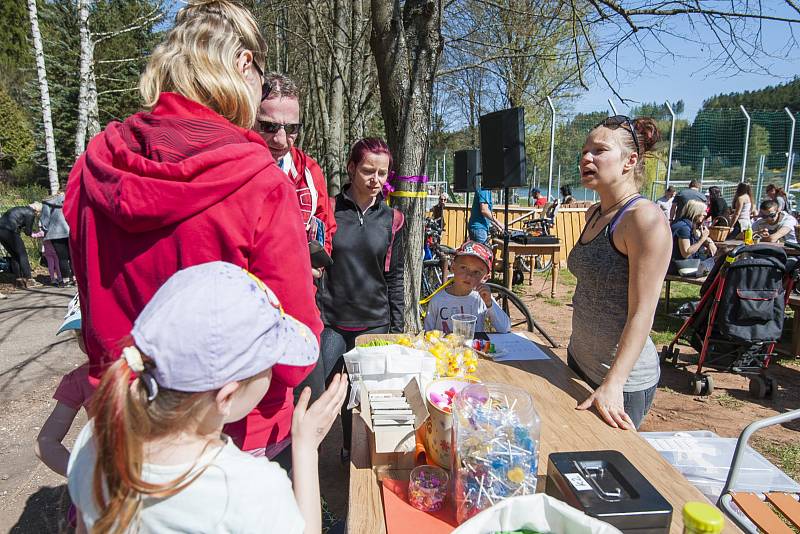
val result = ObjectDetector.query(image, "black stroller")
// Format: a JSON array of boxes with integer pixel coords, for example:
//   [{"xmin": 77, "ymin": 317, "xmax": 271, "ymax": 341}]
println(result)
[{"xmin": 661, "ymin": 244, "xmax": 800, "ymax": 398}]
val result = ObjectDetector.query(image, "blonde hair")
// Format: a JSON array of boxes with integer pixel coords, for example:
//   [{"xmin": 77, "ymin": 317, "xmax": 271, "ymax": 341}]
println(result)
[
  {"xmin": 139, "ymin": 0, "xmax": 266, "ymax": 129},
  {"xmin": 680, "ymin": 199, "xmax": 707, "ymax": 222}
]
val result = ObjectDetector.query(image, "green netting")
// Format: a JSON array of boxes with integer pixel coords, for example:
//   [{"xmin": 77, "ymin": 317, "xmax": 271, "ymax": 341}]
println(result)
[{"xmin": 526, "ymin": 109, "xmax": 799, "ymax": 208}]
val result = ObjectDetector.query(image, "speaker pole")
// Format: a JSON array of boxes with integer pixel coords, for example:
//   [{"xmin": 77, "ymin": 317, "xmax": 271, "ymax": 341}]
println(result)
[
  {"xmin": 464, "ymin": 191, "xmax": 470, "ymax": 242},
  {"xmin": 502, "ymin": 187, "xmax": 510, "ymax": 288}
]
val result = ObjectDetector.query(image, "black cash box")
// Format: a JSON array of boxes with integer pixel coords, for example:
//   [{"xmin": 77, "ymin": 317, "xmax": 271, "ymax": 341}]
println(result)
[
  {"xmin": 509, "ymin": 232, "xmax": 560, "ymax": 245},
  {"xmin": 545, "ymin": 450, "xmax": 673, "ymax": 533}
]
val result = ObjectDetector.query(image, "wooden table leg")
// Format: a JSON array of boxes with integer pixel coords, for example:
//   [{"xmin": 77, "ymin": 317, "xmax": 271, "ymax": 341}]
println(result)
[
  {"xmin": 792, "ymin": 306, "xmax": 800, "ymax": 358},
  {"xmin": 664, "ymin": 280, "xmax": 671, "ymax": 313},
  {"xmin": 550, "ymin": 252, "xmax": 558, "ymax": 298},
  {"xmin": 506, "ymin": 250, "xmax": 515, "ymax": 290}
]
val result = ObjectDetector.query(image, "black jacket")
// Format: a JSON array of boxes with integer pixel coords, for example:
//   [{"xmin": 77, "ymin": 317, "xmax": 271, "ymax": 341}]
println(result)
[
  {"xmin": 317, "ymin": 186, "xmax": 405, "ymax": 332},
  {"xmin": 0, "ymin": 206, "xmax": 36, "ymax": 236}
]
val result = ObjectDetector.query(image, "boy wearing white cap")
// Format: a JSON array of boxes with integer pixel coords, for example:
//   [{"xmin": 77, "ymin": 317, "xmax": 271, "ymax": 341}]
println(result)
[{"xmin": 67, "ymin": 262, "xmax": 346, "ymax": 533}]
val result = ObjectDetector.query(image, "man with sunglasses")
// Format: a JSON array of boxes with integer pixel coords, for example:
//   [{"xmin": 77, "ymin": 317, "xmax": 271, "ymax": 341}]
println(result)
[
  {"xmin": 753, "ymin": 199, "xmax": 798, "ymax": 244},
  {"xmin": 255, "ymin": 73, "xmax": 336, "ymax": 273}
]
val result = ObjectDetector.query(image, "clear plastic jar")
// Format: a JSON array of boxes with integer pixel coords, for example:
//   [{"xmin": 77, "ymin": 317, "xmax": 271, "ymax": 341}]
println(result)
[{"xmin": 451, "ymin": 382, "xmax": 540, "ymax": 524}]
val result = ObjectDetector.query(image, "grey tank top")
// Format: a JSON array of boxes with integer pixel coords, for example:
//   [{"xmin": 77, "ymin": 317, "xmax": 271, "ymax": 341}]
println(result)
[{"xmin": 567, "ymin": 196, "xmax": 660, "ymax": 392}]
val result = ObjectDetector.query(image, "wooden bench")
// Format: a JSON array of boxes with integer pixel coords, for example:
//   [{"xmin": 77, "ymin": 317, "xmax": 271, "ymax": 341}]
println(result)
[{"xmin": 663, "ymin": 273, "xmax": 707, "ymax": 313}]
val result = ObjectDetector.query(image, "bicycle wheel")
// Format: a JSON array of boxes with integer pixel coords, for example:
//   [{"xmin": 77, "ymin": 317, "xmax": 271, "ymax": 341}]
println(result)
[
  {"xmin": 421, "ymin": 260, "xmax": 443, "ymax": 299},
  {"xmin": 531, "ymin": 254, "xmax": 553, "ymax": 273},
  {"xmin": 485, "ymin": 282, "xmax": 534, "ymax": 332}
]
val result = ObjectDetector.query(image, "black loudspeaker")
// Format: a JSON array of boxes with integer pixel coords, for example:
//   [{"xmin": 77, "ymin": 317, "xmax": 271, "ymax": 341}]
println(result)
[
  {"xmin": 453, "ymin": 149, "xmax": 480, "ymax": 192},
  {"xmin": 479, "ymin": 107, "xmax": 526, "ymax": 189}
]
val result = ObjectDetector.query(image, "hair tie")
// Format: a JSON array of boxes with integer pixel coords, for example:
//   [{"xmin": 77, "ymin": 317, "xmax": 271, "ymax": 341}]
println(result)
[
  {"xmin": 122, "ymin": 346, "xmax": 145, "ymax": 373},
  {"xmin": 140, "ymin": 371, "xmax": 160, "ymax": 402}
]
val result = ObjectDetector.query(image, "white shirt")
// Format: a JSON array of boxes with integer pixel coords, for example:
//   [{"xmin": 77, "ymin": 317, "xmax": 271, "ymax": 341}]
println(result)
[
  {"xmin": 656, "ymin": 195, "xmax": 673, "ymax": 219},
  {"xmin": 68, "ymin": 422, "xmax": 304, "ymax": 533},
  {"xmin": 753, "ymin": 212, "xmax": 798, "ymax": 244},
  {"xmin": 424, "ymin": 290, "xmax": 511, "ymax": 333}
]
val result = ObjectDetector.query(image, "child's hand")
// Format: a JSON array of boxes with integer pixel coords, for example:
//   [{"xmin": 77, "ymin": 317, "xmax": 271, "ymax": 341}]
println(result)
[
  {"xmin": 477, "ymin": 283, "xmax": 493, "ymax": 306},
  {"xmin": 292, "ymin": 373, "xmax": 348, "ymax": 452}
]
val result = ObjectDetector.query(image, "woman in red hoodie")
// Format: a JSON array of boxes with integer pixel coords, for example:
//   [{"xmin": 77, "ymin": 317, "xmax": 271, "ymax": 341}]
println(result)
[{"xmin": 64, "ymin": 0, "xmax": 321, "ymax": 469}]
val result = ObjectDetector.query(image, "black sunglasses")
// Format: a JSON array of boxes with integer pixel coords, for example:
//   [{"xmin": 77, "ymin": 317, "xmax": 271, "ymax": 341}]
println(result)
[
  {"xmin": 257, "ymin": 120, "xmax": 302, "ymax": 136},
  {"xmin": 596, "ymin": 115, "xmax": 641, "ymax": 155}
]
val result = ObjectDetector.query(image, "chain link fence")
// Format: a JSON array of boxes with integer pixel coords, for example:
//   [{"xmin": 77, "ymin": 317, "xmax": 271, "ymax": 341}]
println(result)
[{"xmin": 526, "ymin": 107, "xmax": 799, "ymax": 210}]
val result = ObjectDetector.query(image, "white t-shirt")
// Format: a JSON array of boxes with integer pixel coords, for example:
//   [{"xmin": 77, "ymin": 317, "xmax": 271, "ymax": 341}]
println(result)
[
  {"xmin": 655, "ymin": 195, "xmax": 673, "ymax": 219},
  {"xmin": 423, "ymin": 290, "xmax": 511, "ymax": 333},
  {"xmin": 753, "ymin": 212, "xmax": 798, "ymax": 244},
  {"xmin": 67, "ymin": 422, "xmax": 304, "ymax": 534}
]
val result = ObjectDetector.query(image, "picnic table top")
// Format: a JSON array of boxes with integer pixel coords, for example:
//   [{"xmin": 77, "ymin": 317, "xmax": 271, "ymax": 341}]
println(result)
[{"xmin": 347, "ymin": 333, "xmax": 742, "ymax": 533}]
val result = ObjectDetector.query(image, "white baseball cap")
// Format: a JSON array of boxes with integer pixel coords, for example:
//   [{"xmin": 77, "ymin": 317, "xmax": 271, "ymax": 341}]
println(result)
[{"xmin": 130, "ymin": 261, "xmax": 319, "ymax": 392}]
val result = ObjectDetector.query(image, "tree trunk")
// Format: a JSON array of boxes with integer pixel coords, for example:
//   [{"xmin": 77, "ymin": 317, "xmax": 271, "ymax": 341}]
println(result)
[
  {"xmin": 326, "ymin": 0, "xmax": 347, "ymax": 196},
  {"xmin": 370, "ymin": 0, "xmax": 443, "ymax": 332},
  {"xmin": 27, "ymin": 0, "xmax": 59, "ymax": 193},
  {"xmin": 74, "ymin": 0, "xmax": 94, "ymax": 159}
]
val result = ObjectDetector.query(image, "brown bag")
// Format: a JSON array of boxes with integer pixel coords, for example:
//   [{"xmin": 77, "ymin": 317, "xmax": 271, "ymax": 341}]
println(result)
[{"xmin": 708, "ymin": 216, "xmax": 730, "ymax": 242}]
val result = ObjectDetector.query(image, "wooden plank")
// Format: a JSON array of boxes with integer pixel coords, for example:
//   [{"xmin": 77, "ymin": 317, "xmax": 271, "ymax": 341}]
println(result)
[
  {"xmin": 766, "ymin": 492, "xmax": 800, "ymax": 528},
  {"xmin": 348, "ymin": 410, "xmax": 387, "ymax": 534},
  {"xmin": 348, "ymin": 333, "xmax": 743, "ymax": 534},
  {"xmin": 731, "ymin": 492, "xmax": 793, "ymax": 534}
]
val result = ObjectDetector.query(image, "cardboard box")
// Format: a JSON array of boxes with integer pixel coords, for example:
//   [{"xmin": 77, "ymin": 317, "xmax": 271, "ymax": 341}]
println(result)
[{"xmin": 360, "ymin": 377, "xmax": 429, "ymax": 470}]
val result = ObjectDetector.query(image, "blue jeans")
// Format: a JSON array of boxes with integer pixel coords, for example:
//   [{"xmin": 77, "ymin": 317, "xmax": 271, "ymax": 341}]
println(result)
[
  {"xmin": 567, "ymin": 353, "xmax": 657, "ymax": 430},
  {"xmin": 469, "ymin": 227, "xmax": 489, "ymax": 244}
]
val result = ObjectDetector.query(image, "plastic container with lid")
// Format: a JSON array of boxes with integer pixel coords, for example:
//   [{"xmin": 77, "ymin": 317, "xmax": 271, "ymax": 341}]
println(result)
[
  {"xmin": 451, "ymin": 382, "xmax": 540, "ymax": 524},
  {"xmin": 683, "ymin": 501, "xmax": 725, "ymax": 533}
]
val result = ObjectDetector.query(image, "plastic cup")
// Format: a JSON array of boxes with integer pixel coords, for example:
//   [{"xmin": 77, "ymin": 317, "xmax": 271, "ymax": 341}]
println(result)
[{"xmin": 450, "ymin": 314, "xmax": 477, "ymax": 341}]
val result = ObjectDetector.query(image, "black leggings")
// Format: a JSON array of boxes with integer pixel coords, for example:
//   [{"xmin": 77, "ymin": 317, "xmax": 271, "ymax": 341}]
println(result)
[
  {"xmin": 0, "ymin": 228, "xmax": 31, "ymax": 279},
  {"xmin": 49, "ymin": 238, "xmax": 73, "ymax": 279}
]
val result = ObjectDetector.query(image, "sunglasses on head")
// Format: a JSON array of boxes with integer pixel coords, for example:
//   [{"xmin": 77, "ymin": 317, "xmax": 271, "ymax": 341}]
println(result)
[
  {"xmin": 257, "ymin": 120, "xmax": 302, "ymax": 136},
  {"xmin": 596, "ymin": 115, "xmax": 641, "ymax": 155}
]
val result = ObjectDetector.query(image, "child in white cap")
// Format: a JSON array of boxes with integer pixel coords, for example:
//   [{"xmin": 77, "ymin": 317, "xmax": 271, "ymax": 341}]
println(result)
[{"xmin": 66, "ymin": 261, "xmax": 346, "ymax": 533}]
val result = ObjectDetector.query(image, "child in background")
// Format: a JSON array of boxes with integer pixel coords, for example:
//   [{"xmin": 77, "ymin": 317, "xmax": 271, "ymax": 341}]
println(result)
[
  {"xmin": 67, "ymin": 262, "xmax": 347, "ymax": 534},
  {"xmin": 35, "ymin": 294, "xmax": 90, "ymax": 477},
  {"xmin": 424, "ymin": 241, "xmax": 511, "ymax": 334}
]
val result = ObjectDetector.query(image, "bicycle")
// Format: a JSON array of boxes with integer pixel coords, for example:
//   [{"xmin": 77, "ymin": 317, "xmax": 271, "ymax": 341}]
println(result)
[{"xmin": 421, "ymin": 217, "xmax": 455, "ymax": 299}]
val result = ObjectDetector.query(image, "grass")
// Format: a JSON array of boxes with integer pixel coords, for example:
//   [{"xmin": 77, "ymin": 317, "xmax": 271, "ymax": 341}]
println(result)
[
  {"xmin": 752, "ymin": 437, "xmax": 800, "ymax": 482},
  {"xmin": 650, "ymin": 281, "xmax": 703, "ymax": 347},
  {"xmin": 543, "ymin": 297, "xmax": 564, "ymax": 307},
  {"xmin": 715, "ymin": 393, "xmax": 745, "ymax": 409}
]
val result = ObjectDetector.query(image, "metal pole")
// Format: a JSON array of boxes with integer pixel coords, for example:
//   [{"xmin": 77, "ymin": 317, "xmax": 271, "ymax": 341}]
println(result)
[
  {"xmin": 700, "ymin": 157, "xmax": 706, "ymax": 186},
  {"xmin": 442, "ymin": 151, "xmax": 447, "ymax": 191},
  {"xmin": 665, "ymin": 101, "xmax": 676, "ymax": 190},
  {"xmin": 547, "ymin": 96, "xmax": 556, "ymax": 205},
  {"xmin": 556, "ymin": 165, "xmax": 561, "ymax": 201},
  {"xmin": 607, "ymin": 98, "xmax": 619, "ymax": 115},
  {"xmin": 740, "ymin": 105, "xmax": 751, "ymax": 183},
  {"xmin": 786, "ymin": 108, "xmax": 796, "ymax": 191},
  {"xmin": 756, "ymin": 154, "xmax": 766, "ymax": 205}
]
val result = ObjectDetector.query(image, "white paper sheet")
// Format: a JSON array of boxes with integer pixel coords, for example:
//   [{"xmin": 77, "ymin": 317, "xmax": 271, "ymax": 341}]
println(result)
[{"xmin": 486, "ymin": 332, "xmax": 551, "ymax": 361}]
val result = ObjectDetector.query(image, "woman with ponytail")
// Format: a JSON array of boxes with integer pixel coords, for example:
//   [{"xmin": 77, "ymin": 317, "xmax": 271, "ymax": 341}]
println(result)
[
  {"xmin": 567, "ymin": 116, "xmax": 671, "ymax": 430},
  {"xmin": 68, "ymin": 262, "xmax": 347, "ymax": 533}
]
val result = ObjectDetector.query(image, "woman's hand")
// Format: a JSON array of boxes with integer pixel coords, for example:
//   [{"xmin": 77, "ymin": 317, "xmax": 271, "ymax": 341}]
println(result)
[
  {"xmin": 577, "ymin": 381, "xmax": 635, "ymax": 430},
  {"xmin": 699, "ymin": 225, "xmax": 710, "ymax": 242},
  {"xmin": 292, "ymin": 373, "xmax": 348, "ymax": 452}
]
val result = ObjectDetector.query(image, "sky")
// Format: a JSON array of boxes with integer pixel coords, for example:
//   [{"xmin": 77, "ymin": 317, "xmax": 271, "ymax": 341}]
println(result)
[{"xmin": 569, "ymin": 7, "xmax": 800, "ymax": 121}]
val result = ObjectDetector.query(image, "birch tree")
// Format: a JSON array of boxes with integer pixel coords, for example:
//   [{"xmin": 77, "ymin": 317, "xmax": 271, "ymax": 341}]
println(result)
[{"xmin": 27, "ymin": 0, "xmax": 59, "ymax": 194}]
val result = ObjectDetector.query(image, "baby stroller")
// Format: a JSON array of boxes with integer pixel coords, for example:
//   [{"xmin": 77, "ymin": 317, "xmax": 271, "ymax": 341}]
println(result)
[{"xmin": 661, "ymin": 244, "xmax": 800, "ymax": 397}]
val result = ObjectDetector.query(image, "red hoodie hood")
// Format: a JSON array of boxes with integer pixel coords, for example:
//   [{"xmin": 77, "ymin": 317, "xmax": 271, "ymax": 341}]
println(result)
[{"xmin": 78, "ymin": 92, "xmax": 273, "ymax": 233}]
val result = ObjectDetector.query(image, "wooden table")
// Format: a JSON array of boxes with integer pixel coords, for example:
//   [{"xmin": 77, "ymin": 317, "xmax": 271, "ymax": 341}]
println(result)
[
  {"xmin": 347, "ymin": 334, "xmax": 742, "ymax": 533},
  {"xmin": 715, "ymin": 239, "xmax": 800, "ymax": 256},
  {"xmin": 491, "ymin": 240, "xmax": 561, "ymax": 297}
]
